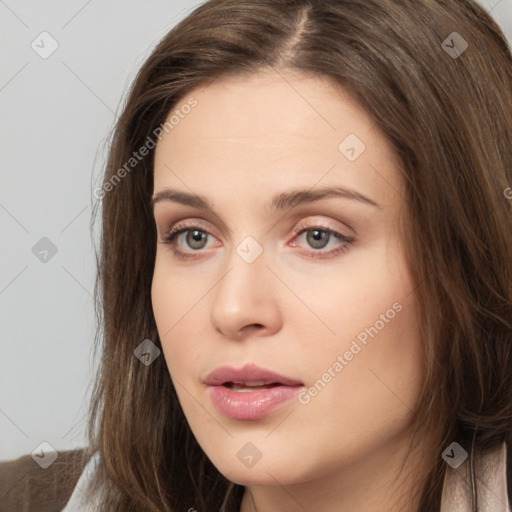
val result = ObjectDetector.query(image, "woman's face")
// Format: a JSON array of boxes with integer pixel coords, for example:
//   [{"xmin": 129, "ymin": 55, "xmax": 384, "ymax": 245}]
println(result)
[{"xmin": 151, "ymin": 69, "xmax": 425, "ymax": 495}]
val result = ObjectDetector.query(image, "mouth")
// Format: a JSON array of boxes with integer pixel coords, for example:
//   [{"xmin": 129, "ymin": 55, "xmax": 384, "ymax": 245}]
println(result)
[
  {"xmin": 204, "ymin": 363, "xmax": 303, "ymax": 387},
  {"xmin": 204, "ymin": 364, "xmax": 304, "ymax": 420},
  {"xmin": 221, "ymin": 381, "xmax": 284, "ymax": 392}
]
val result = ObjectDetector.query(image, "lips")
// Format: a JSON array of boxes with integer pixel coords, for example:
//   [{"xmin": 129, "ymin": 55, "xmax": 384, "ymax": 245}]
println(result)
[
  {"xmin": 204, "ymin": 363, "xmax": 303, "ymax": 387},
  {"xmin": 204, "ymin": 364, "xmax": 304, "ymax": 420}
]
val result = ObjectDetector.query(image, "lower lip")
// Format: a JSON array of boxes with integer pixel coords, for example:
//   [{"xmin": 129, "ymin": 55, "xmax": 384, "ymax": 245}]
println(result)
[{"xmin": 208, "ymin": 385, "xmax": 303, "ymax": 420}]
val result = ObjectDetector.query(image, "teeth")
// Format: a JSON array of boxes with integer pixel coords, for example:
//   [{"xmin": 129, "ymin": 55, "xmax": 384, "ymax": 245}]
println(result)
[{"xmin": 227, "ymin": 382, "xmax": 279, "ymax": 392}]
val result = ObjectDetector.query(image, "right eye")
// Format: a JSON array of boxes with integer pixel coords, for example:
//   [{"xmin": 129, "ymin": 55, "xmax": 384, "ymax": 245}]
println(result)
[{"xmin": 161, "ymin": 223, "xmax": 220, "ymax": 259}]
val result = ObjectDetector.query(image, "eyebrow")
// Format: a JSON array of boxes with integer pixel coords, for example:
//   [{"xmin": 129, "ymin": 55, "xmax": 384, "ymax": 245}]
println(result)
[{"xmin": 151, "ymin": 186, "xmax": 381, "ymax": 212}]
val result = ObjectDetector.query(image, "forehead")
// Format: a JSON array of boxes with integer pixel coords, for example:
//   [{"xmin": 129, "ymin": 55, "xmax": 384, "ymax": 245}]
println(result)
[{"xmin": 153, "ymin": 69, "xmax": 402, "ymax": 208}]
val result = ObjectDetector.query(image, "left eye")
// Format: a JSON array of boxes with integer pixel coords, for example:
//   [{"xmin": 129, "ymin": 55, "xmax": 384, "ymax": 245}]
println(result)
[
  {"xmin": 291, "ymin": 226, "xmax": 354, "ymax": 258},
  {"xmin": 299, "ymin": 228, "xmax": 338, "ymax": 249}
]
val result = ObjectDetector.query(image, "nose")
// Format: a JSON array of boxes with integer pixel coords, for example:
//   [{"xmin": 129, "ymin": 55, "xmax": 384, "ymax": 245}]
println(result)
[{"xmin": 210, "ymin": 244, "xmax": 283, "ymax": 340}]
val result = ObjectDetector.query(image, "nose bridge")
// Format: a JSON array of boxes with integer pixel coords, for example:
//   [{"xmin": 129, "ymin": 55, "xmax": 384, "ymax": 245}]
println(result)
[{"xmin": 215, "ymin": 235, "xmax": 269, "ymax": 311}]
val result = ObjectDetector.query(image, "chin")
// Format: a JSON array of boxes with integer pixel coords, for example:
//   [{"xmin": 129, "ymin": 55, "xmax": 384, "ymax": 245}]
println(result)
[
  {"xmin": 217, "ymin": 463, "xmax": 301, "ymax": 487},
  {"xmin": 203, "ymin": 442, "xmax": 313, "ymax": 487}
]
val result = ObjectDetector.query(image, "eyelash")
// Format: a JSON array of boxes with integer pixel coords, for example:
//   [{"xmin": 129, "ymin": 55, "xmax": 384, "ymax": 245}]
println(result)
[{"xmin": 161, "ymin": 221, "xmax": 355, "ymax": 260}]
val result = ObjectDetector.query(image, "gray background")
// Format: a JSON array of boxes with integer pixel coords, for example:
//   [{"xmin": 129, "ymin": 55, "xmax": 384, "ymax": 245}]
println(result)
[{"xmin": 1, "ymin": 0, "xmax": 511, "ymax": 462}]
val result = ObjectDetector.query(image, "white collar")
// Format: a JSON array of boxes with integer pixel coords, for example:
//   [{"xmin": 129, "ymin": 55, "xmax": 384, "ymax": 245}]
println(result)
[{"xmin": 61, "ymin": 450, "xmax": 101, "ymax": 512}]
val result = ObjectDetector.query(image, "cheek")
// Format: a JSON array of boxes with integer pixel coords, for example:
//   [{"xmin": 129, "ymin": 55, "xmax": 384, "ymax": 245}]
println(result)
[
  {"xmin": 303, "ymin": 284, "xmax": 424, "ymax": 430},
  {"xmin": 151, "ymin": 252, "xmax": 200, "ymax": 331},
  {"xmin": 151, "ymin": 256, "xmax": 215, "ymax": 385},
  {"xmin": 280, "ymin": 240, "xmax": 415, "ymax": 350},
  {"xmin": 293, "ymin": 242, "xmax": 424, "ymax": 409}
]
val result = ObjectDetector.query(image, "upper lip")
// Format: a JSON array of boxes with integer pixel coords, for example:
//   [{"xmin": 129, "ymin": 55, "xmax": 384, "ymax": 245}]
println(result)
[{"xmin": 204, "ymin": 363, "xmax": 303, "ymax": 386}]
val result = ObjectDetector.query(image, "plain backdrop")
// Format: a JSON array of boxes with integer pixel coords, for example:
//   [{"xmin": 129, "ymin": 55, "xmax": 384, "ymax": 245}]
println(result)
[{"xmin": 1, "ymin": 0, "xmax": 511, "ymax": 463}]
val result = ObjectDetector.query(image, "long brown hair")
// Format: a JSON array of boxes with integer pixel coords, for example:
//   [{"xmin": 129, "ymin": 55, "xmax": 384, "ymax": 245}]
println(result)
[{"xmin": 85, "ymin": 1, "xmax": 512, "ymax": 510}]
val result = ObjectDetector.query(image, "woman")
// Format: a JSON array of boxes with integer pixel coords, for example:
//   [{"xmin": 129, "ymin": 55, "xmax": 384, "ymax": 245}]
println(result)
[{"xmin": 61, "ymin": 0, "xmax": 512, "ymax": 510}]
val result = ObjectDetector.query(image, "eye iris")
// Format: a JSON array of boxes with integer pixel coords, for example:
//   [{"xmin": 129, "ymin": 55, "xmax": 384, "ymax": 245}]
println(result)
[
  {"xmin": 186, "ymin": 230, "xmax": 207, "ymax": 249},
  {"xmin": 307, "ymin": 229, "xmax": 329, "ymax": 249}
]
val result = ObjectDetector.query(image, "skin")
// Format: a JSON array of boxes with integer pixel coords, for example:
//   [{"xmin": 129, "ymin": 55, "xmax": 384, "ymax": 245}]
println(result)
[{"xmin": 151, "ymin": 68, "xmax": 439, "ymax": 512}]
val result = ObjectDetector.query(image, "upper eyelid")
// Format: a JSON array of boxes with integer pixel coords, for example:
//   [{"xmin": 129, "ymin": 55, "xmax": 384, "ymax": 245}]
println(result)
[
  {"xmin": 160, "ymin": 214, "xmax": 354, "ymax": 236},
  {"xmin": 165, "ymin": 219, "xmax": 217, "ymax": 240},
  {"xmin": 164, "ymin": 220, "xmax": 353, "ymax": 248}
]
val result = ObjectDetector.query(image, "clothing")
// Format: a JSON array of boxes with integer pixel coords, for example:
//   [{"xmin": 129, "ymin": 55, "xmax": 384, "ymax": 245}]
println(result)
[
  {"xmin": 440, "ymin": 441, "xmax": 510, "ymax": 512},
  {"xmin": 61, "ymin": 450, "xmax": 101, "ymax": 512},
  {"xmin": 46, "ymin": 441, "xmax": 506, "ymax": 511},
  {"xmin": 0, "ymin": 448, "xmax": 87, "ymax": 512}
]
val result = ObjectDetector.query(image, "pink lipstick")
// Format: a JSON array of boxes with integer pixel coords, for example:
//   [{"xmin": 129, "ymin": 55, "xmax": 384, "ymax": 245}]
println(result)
[{"xmin": 204, "ymin": 363, "xmax": 304, "ymax": 420}]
